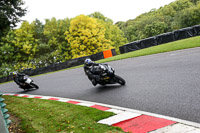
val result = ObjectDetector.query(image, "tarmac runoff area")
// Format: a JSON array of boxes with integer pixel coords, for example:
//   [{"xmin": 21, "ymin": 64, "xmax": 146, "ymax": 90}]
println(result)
[{"xmin": 3, "ymin": 93, "xmax": 200, "ymax": 133}]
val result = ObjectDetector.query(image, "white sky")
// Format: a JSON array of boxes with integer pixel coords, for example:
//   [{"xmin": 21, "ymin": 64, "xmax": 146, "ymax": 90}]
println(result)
[{"xmin": 19, "ymin": 0, "xmax": 175, "ymax": 26}]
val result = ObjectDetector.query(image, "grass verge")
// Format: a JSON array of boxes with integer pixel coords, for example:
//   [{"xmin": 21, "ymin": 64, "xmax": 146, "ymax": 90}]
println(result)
[{"xmin": 3, "ymin": 95, "xmax": 124, "ymax": 133}]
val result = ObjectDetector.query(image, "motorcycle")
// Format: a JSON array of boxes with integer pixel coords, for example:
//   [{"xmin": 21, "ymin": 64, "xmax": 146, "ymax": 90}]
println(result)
[
  {"xmin": 90, "ymin": 64, "xmax": 126, "ymax": 86},
  {"xmin": 19, "ymin": 75, "xmax": 39, "ymax": 90}
]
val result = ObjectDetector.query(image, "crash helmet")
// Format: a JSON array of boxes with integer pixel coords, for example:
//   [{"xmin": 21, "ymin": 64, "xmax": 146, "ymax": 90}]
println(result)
[
  {"xmin": 12, "ymin": 71, "xmax": 18, "ymax": 76},
  {"xmin": 84, "ymin": 58, "xmax": 94, "ymax": 68}
]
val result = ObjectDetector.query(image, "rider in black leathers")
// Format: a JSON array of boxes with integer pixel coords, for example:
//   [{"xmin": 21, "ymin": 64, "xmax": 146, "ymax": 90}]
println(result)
[
  {"xmin": 84, "ymin": 58, "xmax": 101, "ymax": 86},
  {"xmin": 12, "ymin": 71, "xmax": 26, "ymax": 88}
]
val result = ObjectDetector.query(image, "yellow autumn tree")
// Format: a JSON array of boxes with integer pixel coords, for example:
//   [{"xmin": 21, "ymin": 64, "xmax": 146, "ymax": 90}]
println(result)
[
  {"xmin": 13, "ymin": 21, "xmax": 38, "ymax": 70},
  {"xmin": 65, "ymin": 15, "xmax": 113, "ymax": 59}
]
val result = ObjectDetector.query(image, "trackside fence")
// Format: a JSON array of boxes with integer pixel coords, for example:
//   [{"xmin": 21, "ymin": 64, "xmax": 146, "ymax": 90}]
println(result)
[{"xmin": 119, "ymin": 25, "xmax": 200, "ymax": 54}]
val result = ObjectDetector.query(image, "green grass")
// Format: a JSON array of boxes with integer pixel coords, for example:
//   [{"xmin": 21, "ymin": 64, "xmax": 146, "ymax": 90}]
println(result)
[{"xmin": 3, "ymin": 95, "xmax": 124, "ymax": 133}]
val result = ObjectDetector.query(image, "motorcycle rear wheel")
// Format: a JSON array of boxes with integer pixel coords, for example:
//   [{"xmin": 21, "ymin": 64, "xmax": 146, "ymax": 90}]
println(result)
[{"xmin": 114, "ymin": 75, "xmax": 126, "ymax": 85}]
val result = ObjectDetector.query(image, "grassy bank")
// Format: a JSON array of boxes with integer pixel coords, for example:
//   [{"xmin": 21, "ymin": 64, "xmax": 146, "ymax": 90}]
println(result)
[{"xmin": 3, "ymin": 95, "xmax": 124, "ymax": 133}]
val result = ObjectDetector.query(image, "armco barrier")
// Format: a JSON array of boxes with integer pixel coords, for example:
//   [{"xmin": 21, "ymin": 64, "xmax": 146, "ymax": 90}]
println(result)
[
  {"xmin": 119, "ymin": 41, "xmax": 139, "ymax": 54},
  {"xmin": 173, "ymin": 27, "xmax": 194, "ymax": 40},
  {"xmin": 193, "ymin": 25, "xmax": 200, "ymax": 36},
  {"xmin": 119, "ymin": 37, "xmax": 157, "ymax": 54},
  {"xmin": 138, "ymin": 37, "xmax": 158, "ymax": 48},
  {"xmin": 0, "ymin": 49, "xmax": 116, "ymax": 83},
  {"xmin": 0, "ymin": 76, "xmax": 13, "ymax": 84},
  {"xmin": 156, "ymin": 32, "xmax": 175, "ymax": 45},
  {"xmin": 119, "ymin": 25, "xmax": 200, "ymax": 54},
  {"xmin": 0, "ymin": 92, "xmax": 11, "ymax": 133}
]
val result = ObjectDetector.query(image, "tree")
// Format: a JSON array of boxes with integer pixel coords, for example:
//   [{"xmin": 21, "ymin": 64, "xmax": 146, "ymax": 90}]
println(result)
[
  {"xmin": 173, "ymin": 2, "xmax": 200, "ymax": 28},
  {"xmin": 144, "ymin": 21, "xmax": 168, "ymax": 37},
  {"xmin": 0, "ymin": 30, "xmax": 16, "ymax": 64},
  {"xmin": 89, "ymin": 12, "xmax": 128, "ymax": 54},
  {"xmin": 33, "ymin": 19, "xmax": 45, "ymax": 43},
  {"xmin": 12, "ymin": 21, "xmax": 38, "ymax": 70},
  {"xmin": 65, "ymin": 15, "xmax": 113, "ymax": 59},
  {"xmin": 115, "ymin": 21, "xmax": 126, "ymax": 29},
  {"xmin": 0, "ymin": 0, "xmax": 27, "ymax": 39},
  {"xmin": 43, "ymin": 17, "xmax": 71, "ymax": 62},
  {"xmin": 117, "ymin": 0, "xmax": 198, "ymax": 42},
  {"xmin": 124, "ymin": 25, "xmax": 138, "ymax": 42},
  {"xmin": 88, "ymin": 12, "xmax": 113, "ymax": 23},
  {"xmin": 0, "ymin": 30, "xmax": 16, "ymax": 76}
]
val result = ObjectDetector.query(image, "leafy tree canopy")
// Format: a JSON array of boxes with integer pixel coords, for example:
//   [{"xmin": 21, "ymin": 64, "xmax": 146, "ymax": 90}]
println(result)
[
  {"xmin": 0, "ymin": 0, "xmax": 27, "ymax": 38},
  {"xmin": 65, "ymin": 14, "xmax": 113, "ymax": 59},
  {"xmin": 118, "ymin": 0, "xmax": 200, "ymax": 42},
  {"xmin": 43, "ymin": 17, "xmax": 71, "ymax": 61},
  {"xmin": 89, "ymin": 12, "xmax": 128, "ymax": 54}
]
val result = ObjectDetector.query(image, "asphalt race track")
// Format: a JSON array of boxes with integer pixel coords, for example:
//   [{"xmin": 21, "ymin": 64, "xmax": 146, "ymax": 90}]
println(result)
[{"xmin": 1, "ymin": 47, "xmax": 200, "ymax": 123}]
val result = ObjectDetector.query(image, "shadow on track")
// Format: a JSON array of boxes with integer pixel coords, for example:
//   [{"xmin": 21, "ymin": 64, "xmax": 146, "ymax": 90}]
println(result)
[
  {"xmin": 17, "ymin": 88, "xmax": 39, "ymax": 93},
  {"xmin": 94, "ymin": 85, "xmax": 124, "ymax": 93}
]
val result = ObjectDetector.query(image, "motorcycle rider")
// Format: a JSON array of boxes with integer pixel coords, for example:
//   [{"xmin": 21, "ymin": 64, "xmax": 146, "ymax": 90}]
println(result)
[
  {"xmin": 12, "ymin": 71, "xmax": 26, "ymax": 88},
  {"xmin": 84, "ymin": 58, "xmax": 101, "ymax": 86}
]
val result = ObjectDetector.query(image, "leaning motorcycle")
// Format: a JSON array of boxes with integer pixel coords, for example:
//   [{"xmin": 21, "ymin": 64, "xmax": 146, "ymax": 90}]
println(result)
[
  {"xmin": 90, "ymin": 64, "xmax": 126, "ymax": 86},
  {"xmin": 19, "ymin": 75, "xmax": 39, "ymax": 90}
]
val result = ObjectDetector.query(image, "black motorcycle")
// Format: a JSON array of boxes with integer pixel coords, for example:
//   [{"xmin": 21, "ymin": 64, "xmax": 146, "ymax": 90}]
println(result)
[
  {"xmin": 19, "ymin": 75, "xmax": 39, "ymax": 90},
  {"xmin": 90, "ymin": 64, "xmax": 126, "ymax": 86}
]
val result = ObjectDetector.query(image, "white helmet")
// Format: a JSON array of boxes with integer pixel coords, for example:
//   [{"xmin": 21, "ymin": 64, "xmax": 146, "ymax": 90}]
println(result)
[{"xmin": 84, "ymin": 58, "xmax": 94, "ymax": 68}]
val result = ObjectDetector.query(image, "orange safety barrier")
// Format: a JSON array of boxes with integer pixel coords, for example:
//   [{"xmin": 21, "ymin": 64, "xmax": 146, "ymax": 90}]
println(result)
[{"xmin": 103, "ymin": 49, "xmax": 113, "ymax": 59}]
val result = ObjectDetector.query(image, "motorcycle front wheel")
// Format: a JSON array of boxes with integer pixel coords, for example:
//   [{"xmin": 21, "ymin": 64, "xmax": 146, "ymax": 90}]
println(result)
[
  {"xmin": 114, "ymin": 75, "xmax": 126, "ymax": 85},
  {"xmin": 30, "ymin": 82, "xmax": 39, "ymax": 89}
]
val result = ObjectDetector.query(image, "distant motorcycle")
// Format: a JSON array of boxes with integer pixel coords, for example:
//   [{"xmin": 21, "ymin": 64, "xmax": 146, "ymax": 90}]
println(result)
[
  {"xmin": 91, "ymin": 64, "xmax": 126, "ymax": 86},
  {"xmin": 18, "ymin": 75, "xmax": 39, "ymax": 90}
]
